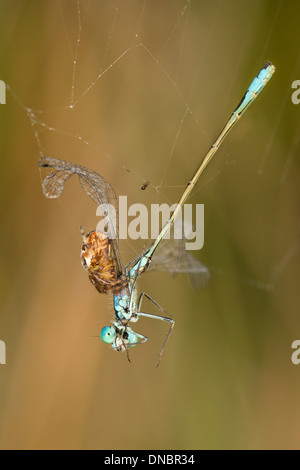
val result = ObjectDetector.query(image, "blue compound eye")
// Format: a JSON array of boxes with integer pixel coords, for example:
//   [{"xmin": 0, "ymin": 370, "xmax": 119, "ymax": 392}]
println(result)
[{"xmin": 100, "ymin": 326, "xmax": 116, "ymax": 344}]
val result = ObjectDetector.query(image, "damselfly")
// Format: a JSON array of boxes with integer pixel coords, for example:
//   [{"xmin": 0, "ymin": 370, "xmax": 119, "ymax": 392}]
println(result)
[{"xmin": 38, "ymin": 62, "xmax": 275, "ymax": 365}]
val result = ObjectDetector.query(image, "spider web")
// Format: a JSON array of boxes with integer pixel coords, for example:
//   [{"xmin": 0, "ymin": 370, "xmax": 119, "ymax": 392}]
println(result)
[
  {"xmin": 5, "ymin": 0, "xmax": 300, "ymax": 294},
  {"xmin": 2, "ymin": 0, "xmax": 300, "ymax": 450}
]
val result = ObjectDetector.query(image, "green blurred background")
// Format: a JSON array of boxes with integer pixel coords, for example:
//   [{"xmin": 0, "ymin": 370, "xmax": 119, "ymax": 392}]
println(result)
[{"xmin": 0, "ymin": 0, "xmax": 299, "ymax": 450}]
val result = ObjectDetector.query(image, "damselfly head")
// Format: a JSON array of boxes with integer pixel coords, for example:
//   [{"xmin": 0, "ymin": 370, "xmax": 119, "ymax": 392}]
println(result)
[{"xmin": 100, "ymin": 324, "xmax": 139, "ymax": 351}]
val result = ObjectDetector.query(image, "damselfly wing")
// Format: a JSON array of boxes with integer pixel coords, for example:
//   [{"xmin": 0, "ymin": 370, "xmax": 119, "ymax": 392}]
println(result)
[{"xmin": 38, "ymin": 156, "xmax": 125, "ymax": 293}]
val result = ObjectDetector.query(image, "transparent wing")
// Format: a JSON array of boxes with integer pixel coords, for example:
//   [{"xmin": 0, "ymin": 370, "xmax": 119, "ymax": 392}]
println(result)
[
  {"xmin": 38, "ymin": 156, "xmax": 122, "ymax": 274},
  {"xmin": 148, "ymin": 238, "xmax": 211, "ymax": 290},
  {"xmin": 39, "ymin": 169, "xmax": 73, "ymax": 199}
]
